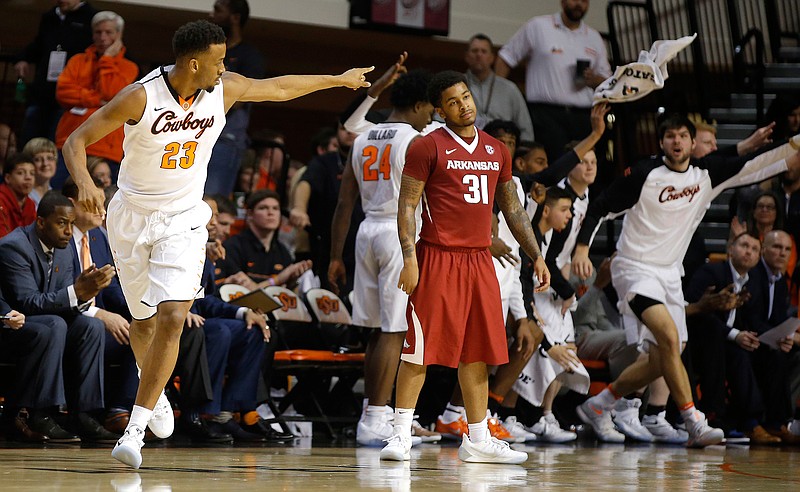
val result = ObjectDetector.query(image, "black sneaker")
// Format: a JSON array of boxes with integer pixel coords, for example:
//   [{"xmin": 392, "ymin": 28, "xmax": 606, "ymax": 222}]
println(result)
[
  {"xmin": 241, "ymin": 419, "xmax": 295, "ymax": 442},
  {"xmin": 209, "ymin": 419, "xmax": 266, "ymax": 442}
]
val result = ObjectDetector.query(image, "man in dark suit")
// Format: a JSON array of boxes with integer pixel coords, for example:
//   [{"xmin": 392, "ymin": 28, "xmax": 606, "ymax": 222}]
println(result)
[
  {"xmin": 0, "ymin": 191, "xmax": 118, "ymax": 442},
  {"xmin": 0, "ymin": 296, "xmax": 75, "ymax": 443},
  {"xmin": 62, "ymin": 179, "xmax": 138, "ymax": 432},
  {"xmin": 742, "ymin": 230, "xmax": 798, "ymax": 443},
  {"xmin": 179, "ymin": 196, "xmax": 289, "ymax": 443},
  {"xmin": 686, "ymin": 232, "xmax": 781, "ymax": 443}
]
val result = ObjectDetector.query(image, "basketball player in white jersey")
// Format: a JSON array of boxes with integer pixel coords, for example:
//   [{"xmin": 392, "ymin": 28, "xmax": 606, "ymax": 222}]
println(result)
[
  {"xmin": 328, "ymin": 70, "xmax": 434, "ymax": 446},
  {"xmin": 62, "ymin": 20, "xmax": 372, "ymax": 468}
]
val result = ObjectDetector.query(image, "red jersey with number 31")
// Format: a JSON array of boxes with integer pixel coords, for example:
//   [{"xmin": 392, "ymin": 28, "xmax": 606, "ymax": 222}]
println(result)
[{"xmin": 403, "ymin": 126, "xmax": 512, "ymax": 249}]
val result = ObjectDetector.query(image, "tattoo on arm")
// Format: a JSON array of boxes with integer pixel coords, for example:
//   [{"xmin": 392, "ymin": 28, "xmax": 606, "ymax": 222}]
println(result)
[
  {"xmin": 398, "ymin": 174, "xmax": 425, "ymax": 259},
  {"xmin": 496, "ymin": 180, "xmax": 541, "ymax": 260}
]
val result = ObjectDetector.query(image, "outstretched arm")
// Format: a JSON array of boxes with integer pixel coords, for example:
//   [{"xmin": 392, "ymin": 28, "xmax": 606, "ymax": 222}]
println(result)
[
  {"xmin": 63, "ymin": 83, "xmax": 146, "ymax": 214},
  {"xmin": 222, "ymin": 67, "xmax": 373, "ymax": 109},
  {"xmin": 495, "ymin": 179, "xmax": 550, "ymax": 292},
  {"xmin": 397, "ymin": 174, "xmax": 426, "ymax": 295}
]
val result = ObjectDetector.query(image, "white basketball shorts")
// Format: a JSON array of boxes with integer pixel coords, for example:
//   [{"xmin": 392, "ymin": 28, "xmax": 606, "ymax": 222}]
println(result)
[
  {"xmin": 106, "ymin": 193, "xmax": 210, "ymax": 320},
  {"xmin": 351, "ymin": 219, "xmax": 408, "ymax": 333},
  {"xmin": 611, "ymin": 255, "xmax": 687, "ymax": 352}
]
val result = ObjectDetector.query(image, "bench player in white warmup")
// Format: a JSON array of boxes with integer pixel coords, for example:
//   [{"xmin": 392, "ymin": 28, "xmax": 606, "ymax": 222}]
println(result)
[{"xmin": 63, "ymin": 20, "xmax": 372, "ymax": 468}]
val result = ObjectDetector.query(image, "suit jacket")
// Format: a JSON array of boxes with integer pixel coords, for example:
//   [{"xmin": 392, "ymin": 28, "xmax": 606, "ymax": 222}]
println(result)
[
  {"xmin": 69, "ymin": 227, "xmax": 130, "ymax": 318},
  {"xmin": 192, "ymin": 259, "xmax": 240, "ymax": 320},
  {"xmin": 686, "ymin": 260, "xmax": 745, "ymax": 336},
  {"xmin": 742, "ymin": 259, "xmax": 790, "ymax": 336},
  {"xmin": 0, "ymin": 224, "xmax": 76, "ymax": 315}
]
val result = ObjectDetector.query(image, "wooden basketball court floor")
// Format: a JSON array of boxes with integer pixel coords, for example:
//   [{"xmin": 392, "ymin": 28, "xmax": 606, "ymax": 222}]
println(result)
[{"xmin": 0, "ymin": 439, "xmax": 798, "ymax": 491}]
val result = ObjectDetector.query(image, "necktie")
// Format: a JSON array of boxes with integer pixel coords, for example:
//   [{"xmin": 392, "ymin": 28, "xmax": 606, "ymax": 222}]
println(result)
[
  {"xmin": 80, "ymin": 235, "xmax": 95, "ymax": 307},
  {"xmin": 81, "ymin": 235, "xmax": 92, "ymax": 271},
  {"xmin": 45, "ymin": 251, "xmax": 53, "ymax": 279}
]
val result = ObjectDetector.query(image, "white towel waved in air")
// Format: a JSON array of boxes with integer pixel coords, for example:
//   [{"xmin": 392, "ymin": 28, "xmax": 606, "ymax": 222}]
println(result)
[{"xmin": 594, "ymin": 34, "xmax": 697, "ymax": 104}]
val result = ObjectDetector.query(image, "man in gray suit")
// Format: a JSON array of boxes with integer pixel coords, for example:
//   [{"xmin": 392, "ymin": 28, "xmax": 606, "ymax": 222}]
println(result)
[{"xmin": 0, "ymin": 191, "xmax": 118, "ymax": 442}]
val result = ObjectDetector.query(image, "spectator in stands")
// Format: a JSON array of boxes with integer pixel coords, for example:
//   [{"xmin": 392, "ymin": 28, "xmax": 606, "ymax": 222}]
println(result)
[
  {"xmin": 0, "ymin": 296, "xmax": 77, "ymax": 443},
  {"xmin": 22, "ymin": 137, "xmax": 57, "ymax": 206},
  {"xmin": 685, "ymin": 232, "xmax": 781, "ymax": 443},
  {"xmin": 0, "ymin": 191, "xmax": 118, "ymax": 443},
  {"xmin": 235, "ymin": 151, "xmax": 259, "ymax": 194},
  {"xmin": 213, "ymin": 194, "xmax": 238, "ymax": 242},
  {"xmin": 483, "ymin": 120, "xmax": 520, "ymax": 159},
  {"xmin": 87, "ymin": 156, "xmax": 113, "ymax": 189},
  {"xmin": 766, "ymin": 95, "xmax": 800, "ymax": 142},
  {"xmin": 0, "ymin": 153, "xmax": 37, "ymax": 239},
  {"xmin": 218, "ymin": 189, "xmax": 312, "ymax": 289},
  {"xmin": 291, "ymin": 122, "xmax": 360, "ymax": 288},
  {"xmin": 464, "ymin": 34, "xmax": 533, "ymax": 141},
  {"xmin": 61, "ymin": 178, "xmax": 137, "ymax": 432},
  {"xmin": 14, "ymin": 0, "xmax": 97, "ymax": 145},
  {"xmin": 495, "ymin": 0, "xmax": 611, "ymax": 160},
  {"xmin": 54, "ymin": 10, "xmax": 138, "ymax": 188},
  {"xmin": 0, "ymin": 123, "xmax": 17, "ymax": 167},
  {"xmin": 206, "ymin": 0, "xmax": 266, "ymax": 196},
  {"xmin": 250, "ymin": 129, "xmax": 286, "ymax": 193}
]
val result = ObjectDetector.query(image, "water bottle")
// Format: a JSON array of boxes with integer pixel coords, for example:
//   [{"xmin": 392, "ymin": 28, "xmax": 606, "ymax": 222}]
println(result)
[{"xmin": 14, "ymin": 78, "xmax": 26, "ymax": 104}]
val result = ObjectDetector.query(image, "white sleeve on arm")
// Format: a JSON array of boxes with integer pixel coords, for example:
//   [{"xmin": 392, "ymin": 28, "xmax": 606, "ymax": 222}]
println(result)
[
  {"xmin": 343, "ymin": 95, "xmax": 378, "ymax": 135},
  {"xmin": 718, "ymin": 140, "xmax": 798, "ymax": 190},
  {"xmin": 498, "ymin": 21, "xmax": 534, "ymax": 68}
]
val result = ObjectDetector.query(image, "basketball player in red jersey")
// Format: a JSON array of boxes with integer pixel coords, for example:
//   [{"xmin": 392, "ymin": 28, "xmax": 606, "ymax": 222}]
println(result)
[{"xmin": 380, "ymin": 71, "xmax": 549, "ymax": 463}]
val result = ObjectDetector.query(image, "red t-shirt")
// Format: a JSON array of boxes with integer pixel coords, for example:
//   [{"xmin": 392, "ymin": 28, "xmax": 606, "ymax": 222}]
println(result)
[{"xmin": 403, "ymin": 127, "xmax": 512, "ymax": 248}]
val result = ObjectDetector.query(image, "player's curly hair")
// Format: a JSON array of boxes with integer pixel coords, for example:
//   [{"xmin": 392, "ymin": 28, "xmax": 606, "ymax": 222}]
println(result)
[
  {"xmin": 427, "ymin": 71, "xmax": 467, "ymax": 108},
  {"xmin": 172, "ymin": 20, "xmax": 226, "ymax": 60},
  {"xmin": 390, "ymin": 69, "xmax": 433, "ymax": 110}
]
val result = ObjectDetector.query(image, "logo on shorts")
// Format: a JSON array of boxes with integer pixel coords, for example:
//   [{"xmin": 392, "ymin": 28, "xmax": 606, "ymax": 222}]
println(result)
[
  {"xmin": 316, "ymin": 296, "xmax": 340, "ymax": 315},
  {"xmin": 278, "ymin": 292, "xmax": 298, "ymax": 312},
  {"xmin": 403, "ymin": 339, "xmax": 410, "ymax": 349}
]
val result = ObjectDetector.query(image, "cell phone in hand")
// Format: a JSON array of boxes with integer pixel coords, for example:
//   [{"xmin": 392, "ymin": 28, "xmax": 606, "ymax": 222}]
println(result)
[{"xmin": 575, "ymin": 59, "xmax": 590, "ymax": 82}]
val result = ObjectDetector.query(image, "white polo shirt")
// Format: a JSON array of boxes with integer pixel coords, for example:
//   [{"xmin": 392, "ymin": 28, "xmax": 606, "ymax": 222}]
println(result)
[{"xmin": 498, "ymin": 13, "xmax": 611, "ymax": 108}]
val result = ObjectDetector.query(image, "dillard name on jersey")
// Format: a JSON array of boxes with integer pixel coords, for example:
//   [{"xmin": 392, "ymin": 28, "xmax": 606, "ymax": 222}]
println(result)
[
  {"xmin": 446, "ymin": 160, "xmax": 500, "ymax": 171},
  {"xmin": 658, "ymin": 183, "xmax": 701, "ymax": 203},
  {"xmin": 151, "ymin": 111, "xmax": 215, "ymax": 139},
  {"xmin": 367, "ymin": 128, "xmax": 397, "ymax": 141}
]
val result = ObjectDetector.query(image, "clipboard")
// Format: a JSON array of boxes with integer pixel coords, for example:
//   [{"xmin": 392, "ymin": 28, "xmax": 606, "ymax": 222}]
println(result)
[
  {"xmin": 228, "ymin": 288, "xmax": 282, "ymax": 314},
  {"xmin": 758, "ymin": 317, "xmax": 800, "ymax": 350}
]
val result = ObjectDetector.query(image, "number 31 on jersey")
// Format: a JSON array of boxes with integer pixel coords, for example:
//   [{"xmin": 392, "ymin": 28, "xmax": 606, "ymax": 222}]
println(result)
[{"xmin": 463, "ymin": 174, "xmax": 489, "ymax": 204}]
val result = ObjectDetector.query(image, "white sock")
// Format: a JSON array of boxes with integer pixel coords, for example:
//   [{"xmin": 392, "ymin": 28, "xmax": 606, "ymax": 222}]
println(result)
[
  {"xmin": 129, "ymin": 405, "xmax": 153, "ymax": 431},
  {"xmin": 542, "ymin": 409, "xmax": 553, "ymax": 416},
  {"xmin": 679, "ymin": 404, "xmax": 701, "ymax": 424},
  {"xmin": 468, "ymin": 418, "xmax": 489, "ymax": 443},
  {"xmin": 441, "ymin": 404, "xmax": 465, "ymax": 423},
  {"xmin": 364, "ymin": 405, "xmax": 385, "ymax": 427},
  {"xmin": 393, "ymin": 408, "xmax": 414, "ymax": 438}
]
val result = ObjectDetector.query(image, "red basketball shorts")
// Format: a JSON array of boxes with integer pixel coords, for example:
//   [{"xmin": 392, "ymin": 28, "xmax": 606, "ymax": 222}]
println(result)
[{"xmin": 401, "ymin": 240, "xmax": 509, "ymax": 368}]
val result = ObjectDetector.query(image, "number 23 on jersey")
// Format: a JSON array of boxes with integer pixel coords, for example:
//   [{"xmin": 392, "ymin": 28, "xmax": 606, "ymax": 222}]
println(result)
[{"xmin": 160, "ymin": 141, "xmax": 198, "ymax": 169}]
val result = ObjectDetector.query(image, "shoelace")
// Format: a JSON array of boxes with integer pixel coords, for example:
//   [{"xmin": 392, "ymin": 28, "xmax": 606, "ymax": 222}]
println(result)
[
  {"xmin": 485, "ymin": 436, "xmax": 512, "ymax": 450},
  {"xmin": 383, "ymin": 434, "xmax": 408, "ymax": 446},
  {"xmin": 152, "ymin": 396, "xmax": 170, "ymax": 418}
]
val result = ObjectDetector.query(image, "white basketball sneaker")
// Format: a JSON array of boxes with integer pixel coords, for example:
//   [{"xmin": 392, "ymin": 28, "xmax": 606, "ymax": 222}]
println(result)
[
  {"xmin": 380, "ymin": 434, "xmax": 412, "ymax": 461},
  {"xmin": 684, "ymin": 409, "xmax": 724, "ymax": 448},
  {"xmin": 576, "ymin": 398, "xmax": 625, "ymax": 443},
  {"xmin": 357, "ymin": 419, "xmax": 394, "ymax": 447},
  {"xmin": 457, "ymin": 434, "xmax": 528, "ymax": 464},
  {"xmin": 612, "ymin": 398, "xmax": 654, "ymax": 442},
  {"xmin": 642, "ymin": 411, "xmax": 689, "ymax": 444},
  {"xmin": 530, "ymin": 414, "xmax": 577, "ymax": 443},
  {"xmin": 111, "ymin": 425, "xmax": 146, "ymax": 469},
  {"xmin": 148, "ymin": 391, "xmax": 174, "ymax": 439},
  {"xmin": 502, "ymin": 416, "xmax": 537, "ymax": 442}
]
